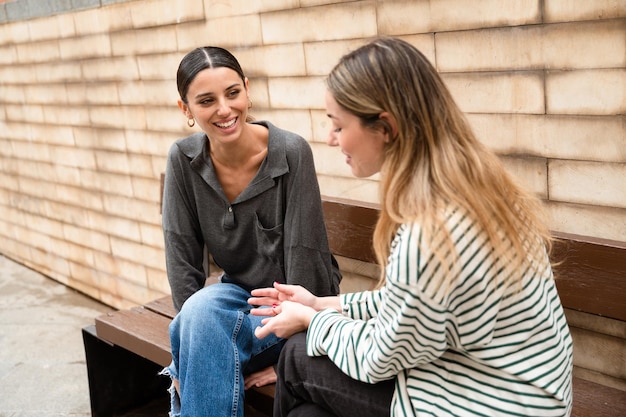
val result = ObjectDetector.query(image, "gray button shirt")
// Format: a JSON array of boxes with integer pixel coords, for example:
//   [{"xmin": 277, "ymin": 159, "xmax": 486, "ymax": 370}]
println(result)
[{"xmin": 162, "ymin": 121, "xmax": 341, "ymax": 310}]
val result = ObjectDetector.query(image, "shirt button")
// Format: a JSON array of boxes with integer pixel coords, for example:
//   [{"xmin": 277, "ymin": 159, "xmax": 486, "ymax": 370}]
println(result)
[{"xmin": 228, "ymin": 206, "xmax": 232, "ymax": 212}]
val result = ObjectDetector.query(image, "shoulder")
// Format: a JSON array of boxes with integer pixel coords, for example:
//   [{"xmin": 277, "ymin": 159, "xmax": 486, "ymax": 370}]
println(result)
[{"xmin": 168, "ymin": 132, "xmax": 206, "ymax": 159}]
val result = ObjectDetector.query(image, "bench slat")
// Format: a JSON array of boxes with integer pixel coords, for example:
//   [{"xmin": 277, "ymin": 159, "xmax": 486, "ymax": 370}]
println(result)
[
  {"xmin": 95, "ymin": 307, "xmax": 172, "ymax": 367},
  {"xmin": 571, "ymin": 377, "xmax": 626, "ymax": 416},
  {"xmin": 552, "ymin": 232, "xmax": 626, "ymax": 322}
]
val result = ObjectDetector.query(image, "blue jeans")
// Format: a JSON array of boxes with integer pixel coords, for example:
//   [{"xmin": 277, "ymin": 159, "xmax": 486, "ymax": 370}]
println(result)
[{"xmin": 164, "ymin": 281, "xmax": 285, "ymax": 417}]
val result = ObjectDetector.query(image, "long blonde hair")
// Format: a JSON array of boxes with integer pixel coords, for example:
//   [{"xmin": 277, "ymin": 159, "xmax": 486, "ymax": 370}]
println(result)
[{"xmin": 326, "ymin": 37, "xmax": 551, "ymax": 287}]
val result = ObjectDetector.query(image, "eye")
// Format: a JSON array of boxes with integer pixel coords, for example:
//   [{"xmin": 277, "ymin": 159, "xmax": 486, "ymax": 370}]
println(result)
[
  {"xmin": 228, "ymin": 89, "xmax": 241, "ymax": 98},
  {"xmin": 334, "ymin": 128, "xmax": 342, "ymax": 133},
  {"xmin": 198, "ymin": 98, "xmax": 214, "ymax": 105}
]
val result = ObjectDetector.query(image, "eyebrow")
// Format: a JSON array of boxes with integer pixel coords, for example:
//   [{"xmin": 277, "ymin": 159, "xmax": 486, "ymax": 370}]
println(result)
[{"xmin": 194, "ymin": 82, "xmax": 241, "ymax": 100}]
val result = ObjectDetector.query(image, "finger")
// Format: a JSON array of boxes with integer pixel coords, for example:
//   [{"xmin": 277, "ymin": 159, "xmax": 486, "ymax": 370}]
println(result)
[
  {"xmin": 254, "ymin": 325, "xmax": 270, "ymax": 339},
  {"xmin": 250, "ymin": 288, "xmax": 279, "ymax": 297},
  {"xmin": 249, "ymin": 307, "xmax": 274, "ymax": 317},
  {"xmin": 248, "ymin": 296, "xmax": 278, "ymax": 306}
]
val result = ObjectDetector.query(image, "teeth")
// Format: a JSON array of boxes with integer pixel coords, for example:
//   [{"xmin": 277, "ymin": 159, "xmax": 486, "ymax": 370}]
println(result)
[{"xmin": 216, "ymin": 118, "xmax": 236, "ymax": 128}]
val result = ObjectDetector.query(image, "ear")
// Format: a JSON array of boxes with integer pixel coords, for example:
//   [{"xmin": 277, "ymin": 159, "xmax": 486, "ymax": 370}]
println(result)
[
  {"xmin": 178, "ymin": 99, "xmax": 191, "ymax": 118},
  {"xmin": 379, "ymin": 112, "xmax": 398, "ymax": 142}
]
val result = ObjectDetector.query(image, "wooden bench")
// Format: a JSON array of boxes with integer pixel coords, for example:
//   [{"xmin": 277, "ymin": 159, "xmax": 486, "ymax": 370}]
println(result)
[{"xmin": 82, "ymin": 196, "xmax": 626, "ymax": 416}]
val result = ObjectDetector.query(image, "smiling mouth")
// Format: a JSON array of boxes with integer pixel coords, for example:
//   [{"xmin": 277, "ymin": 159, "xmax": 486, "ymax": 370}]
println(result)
[{"xmin": 215, "ymin": 117, "xmax": 237, "ymax": 129}]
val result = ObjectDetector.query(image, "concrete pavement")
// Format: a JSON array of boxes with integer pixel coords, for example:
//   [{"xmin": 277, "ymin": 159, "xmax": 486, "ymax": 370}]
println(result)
[{"xmin": 0, "ymin": 254, "xmax": 113, "ymax": 417}]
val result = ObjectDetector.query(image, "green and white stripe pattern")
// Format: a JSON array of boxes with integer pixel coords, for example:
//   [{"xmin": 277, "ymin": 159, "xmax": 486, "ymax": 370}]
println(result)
[{"xmin": 307, "ymin": 208, "xmax": 573, "ymax": 416}]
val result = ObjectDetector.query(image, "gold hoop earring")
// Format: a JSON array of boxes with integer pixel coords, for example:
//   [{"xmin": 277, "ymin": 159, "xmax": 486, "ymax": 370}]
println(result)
[
  {"xmin": 187, "ymin": 118, "xmax": 195, "ymax": 127},
  {"xmin": 248, "ymin": 100, "xmax": 252, "ymax": 109}
]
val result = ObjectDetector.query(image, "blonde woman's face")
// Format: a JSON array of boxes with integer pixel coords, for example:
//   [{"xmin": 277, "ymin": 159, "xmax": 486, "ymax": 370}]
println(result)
[{"xmin": 325, "ymin": 91, "xmax": 387, "ymax": 178}]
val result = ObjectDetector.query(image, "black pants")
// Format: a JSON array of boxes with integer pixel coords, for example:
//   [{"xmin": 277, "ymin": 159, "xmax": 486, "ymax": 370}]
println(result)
[{"xmin": 274, "ymin": 332, "xmax": 395, "ymax": 417}]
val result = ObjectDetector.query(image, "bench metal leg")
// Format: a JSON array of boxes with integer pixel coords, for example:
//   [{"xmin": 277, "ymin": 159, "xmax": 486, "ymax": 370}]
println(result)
[{"xmin": 82, "ymin": 325, "xmax": 170, "ymax": 417}]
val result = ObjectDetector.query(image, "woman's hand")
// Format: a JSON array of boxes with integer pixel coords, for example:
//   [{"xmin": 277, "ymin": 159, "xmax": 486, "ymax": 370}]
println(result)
[
  {"xmin": 248, "ymin": 282, "xmax": 317, "ymax": 314},
  {"xmin": 253, "ymin": 300, "xmax": 316, "ymax": 339},
  {"xmin": 244, "ymin": 366, "xmax": 277, "ymax": 390}
]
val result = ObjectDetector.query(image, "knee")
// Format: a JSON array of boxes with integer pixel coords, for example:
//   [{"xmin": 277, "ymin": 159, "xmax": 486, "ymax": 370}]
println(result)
[{"xmin": 277, "ymin": 332, "xmax": 307, "ymax": 375}]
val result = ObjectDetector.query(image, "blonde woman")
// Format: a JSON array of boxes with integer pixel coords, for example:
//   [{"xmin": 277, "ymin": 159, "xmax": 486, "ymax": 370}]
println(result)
[{"xmin": 250, "ymin": 37, "xmax": 573, "ymax": 417}]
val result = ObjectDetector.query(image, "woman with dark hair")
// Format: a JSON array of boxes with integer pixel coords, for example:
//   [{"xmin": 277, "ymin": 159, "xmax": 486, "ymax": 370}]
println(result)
[
  {"xmin": 250, "ymin": 37, "xmax": 573, "ymax": 417},
  {"xmin": 161, "ymin": 46, "xmax": 341, "ymax": 417}
]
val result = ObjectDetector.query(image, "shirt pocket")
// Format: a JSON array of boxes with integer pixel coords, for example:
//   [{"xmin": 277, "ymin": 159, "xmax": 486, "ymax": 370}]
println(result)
[{"xmin": 254, "ymin": 212, "xmax": 284, "ymax": 269}]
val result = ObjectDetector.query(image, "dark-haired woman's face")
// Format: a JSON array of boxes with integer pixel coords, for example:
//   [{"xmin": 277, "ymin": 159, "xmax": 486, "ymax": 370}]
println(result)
[{"xmin": 179, "ymin": 67, "xmax": 249, "ymax": 143}]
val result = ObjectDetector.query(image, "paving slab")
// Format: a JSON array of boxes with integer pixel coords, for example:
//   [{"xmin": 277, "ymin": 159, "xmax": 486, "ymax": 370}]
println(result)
[{"xmin": 0, "ymin": 254, "xmax": 113, "ymax": 417}]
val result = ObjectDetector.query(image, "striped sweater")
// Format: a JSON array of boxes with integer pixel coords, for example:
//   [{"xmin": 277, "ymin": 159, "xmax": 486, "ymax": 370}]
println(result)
[{"xmin": 307, "ymin": 209, "xmax": 573, "ymax": 416}]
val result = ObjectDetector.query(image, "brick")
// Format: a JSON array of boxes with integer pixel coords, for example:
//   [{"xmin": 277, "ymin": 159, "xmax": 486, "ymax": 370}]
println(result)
[
  {"xmin": 177, "ymin": 15, "xmax": 262, "ymax": 51},
  {"xmin": 437, "ymin": 21, "xmax": 625, "ymax": 73},
  {"xmin": 0, "ymin": 64, "xmax": 36, "ymax": 84},
  {"xmin": 549, "ymin": 160, "xmax": 626, "ymax": 209},
  {"xmin": 145, "ymin": 107, "xmax": 182, "ymax": 132},
  {"xmin": 73, "ymin": 127, "xmax": 127, "ymax": 152},
  {"xmin": 499, "ymin": 156, "xmax": 547, "ymax": 198},
  {"xmin": 102, "ymin": 194, "xmax": 161, "ymax": 224},
  {"xmin": 17, "ymin": 40, "xmax": 61, "ymax": 64},
  {"xmin": 544, "ymin": 0, "xmax": 626, "ymax": 22},
  {"xmin": 63, "ymin": 223, "xmax": 110, "ymax": 251},
  {"xmin": 268, "ymin": 76, "xmax": 325, "ymax": 109},
  {"xmin": 81, "ymin": 56, "xmax": 139, "ymax": 81},
  {"xmin": 261, "ymin": 3, "xmax": 377, "ymax": 44},
  {"xmin": 83, "ymin": 82, "xmax": 119, "ymax": 105},
  {"xmin": 54, "ymin": 165, "xmax": 81, "ymax": 187},
  {"xmin": 546, "ymin": 69, "xmax": 625, "ymax": 115},
  {"xmin": 27, "ymin": 14, "xmax": 65, "ymax": 42},
  {"xmin": 10, "ymin": 140, "xmax": 51, "ymax": 163},
  {"xmin": 304, "ymin": 38, "xmax": 372, "ymax": 76},
  {"xmin": 235, "ymin": 44, "xmax": 306, "ymax": 77},
  {"xmin": 4, "ymin": 104, "xmax": 45, "ymax": 123},
  {"xmin": 202, "ymin": 0, "xmax": 298, "ymax": 17},
  {"xmin": 118, "ymin": 80, "xmax": 177, "ymax": 106},
  {"xmin": 311, "ymin": 142, "xmax": 355, "ymax": 178},
  {"xmin": 95, "ymin": 150, "xmax": 130, "ymax": 174},
  {"xmin": 0, "ymin": 84, "xmax": 24, "ymax": 104},
  {"xmin": 125, "ymin": 129, "xmax": 176, "ymax": 156},
  {"xmin": 88, "ymin": 210, "xmax": 141, "ymax": 241},
  {"xmin": 111, "ymin": 26, "xmax": 177, "ymax": 56},
  {"xmin": 44, "ymin": 105, "xmax": 91, "ymax": 126},
  {"xmin": 110, "ymin": 235, "xmax": 163, "ymax": 268},
  {"xmin": 136, "ymin": 52, "xmax": 180, "ymax": 80},
  {"xmin": 546, "ymin": 201, "xmax": 626, "ymax": 242},
  {"xmin": 541, "ymin": 20, "xmax": 625, "ymax": 70},
  {"xmin": 89, "ymin": 105, "xmax": 146, "ymax": 130},
  {"xmin": 469, "ymin": 114, "xmax": 626, "ymax": 163},
  {"xmin": 128, "ymin": 154, "xmax": 156, "ymax": 179},
  {"xmin": 378, "ymin": 0, "xmax": 540, "ymax": 34},
  {"xmin": 0, "ymin": 44, "xmax": 18, "ymax": 65},
  {"xmin": 251, "ymin": 109, "xmax": 312, "ymax": 142},
  {"xmin": 146, "ymin": 267, "xmax": 170, "ymax": 294},
  {"xmin": 59, "ymin": 33, "xmax": 112, "ymax": 60},
  {"xmin": 24, "ymin": 83, "xmax": 67, "ymax": 105},
  {"xmin": 0, "ymin": 19, "xmax": 30, "ymax": 46},
  {"xmin": 248, "ymin": 78, "xmax": 269, "ymax": 109},
  {"xmin": 80, "ymin": 169, "xmax": 133, "ymax": 197},
  {"xmin": 73, "ymin": 4, "xmax": 132, "ymax": 34},
  {"xmin": 49, "ymin": 146, "xmax": 97, "ymax": 169},
  {"xmin": 443, "ymin": 71, "xmax": 545, "ymax": 114},
  {"xmin": 132, "ymin": 176, "xmax": 160, "ymax": 201},
  {"xmin": 35, "ymin": 62, "xmax": 82, "ymax": 83},
  {"xmin": 129, "ymin": 0, "xmax": 204, "ymax": 29},
  {"xmin": 31, "ymin": 124, "xmax": 75, "ymax": 146},
  {"xmin": 56, "ymin": 184, "xmax": 103, "ymax": 211},
  {"xmin": 140, "ymin": 223, "xmax": 164, "ymax": 248}
]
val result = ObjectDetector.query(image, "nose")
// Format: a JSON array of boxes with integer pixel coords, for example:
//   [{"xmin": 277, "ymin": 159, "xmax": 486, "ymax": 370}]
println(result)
[
  {"xmin": 216, "ymin": 99, "xmax": 230, "ymax": 116},
  {"xmin": 326, "ymin": 130, "xmax": 338, "ymax": 147}
]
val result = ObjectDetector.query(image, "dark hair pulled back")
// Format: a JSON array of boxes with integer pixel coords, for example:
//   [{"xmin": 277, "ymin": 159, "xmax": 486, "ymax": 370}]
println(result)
[{"xmin": 177, "ymin": 46, "xmax": 246, "ymax": 103}]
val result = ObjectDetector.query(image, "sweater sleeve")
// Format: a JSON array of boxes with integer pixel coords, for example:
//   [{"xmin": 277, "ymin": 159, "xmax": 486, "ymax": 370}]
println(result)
[
  {"xmin": 161, "ymin": 142, "xmax": 206, "ymax": 311},
  {"xmin": 306, "ymin": 224, "xmax": 449, "ymax": 383}
]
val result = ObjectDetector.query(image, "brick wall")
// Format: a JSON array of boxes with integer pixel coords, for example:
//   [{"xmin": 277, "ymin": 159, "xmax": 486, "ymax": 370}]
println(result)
[{"xmin": 0, "ymin": 0, "xmax": 624, "ymax": 308}]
